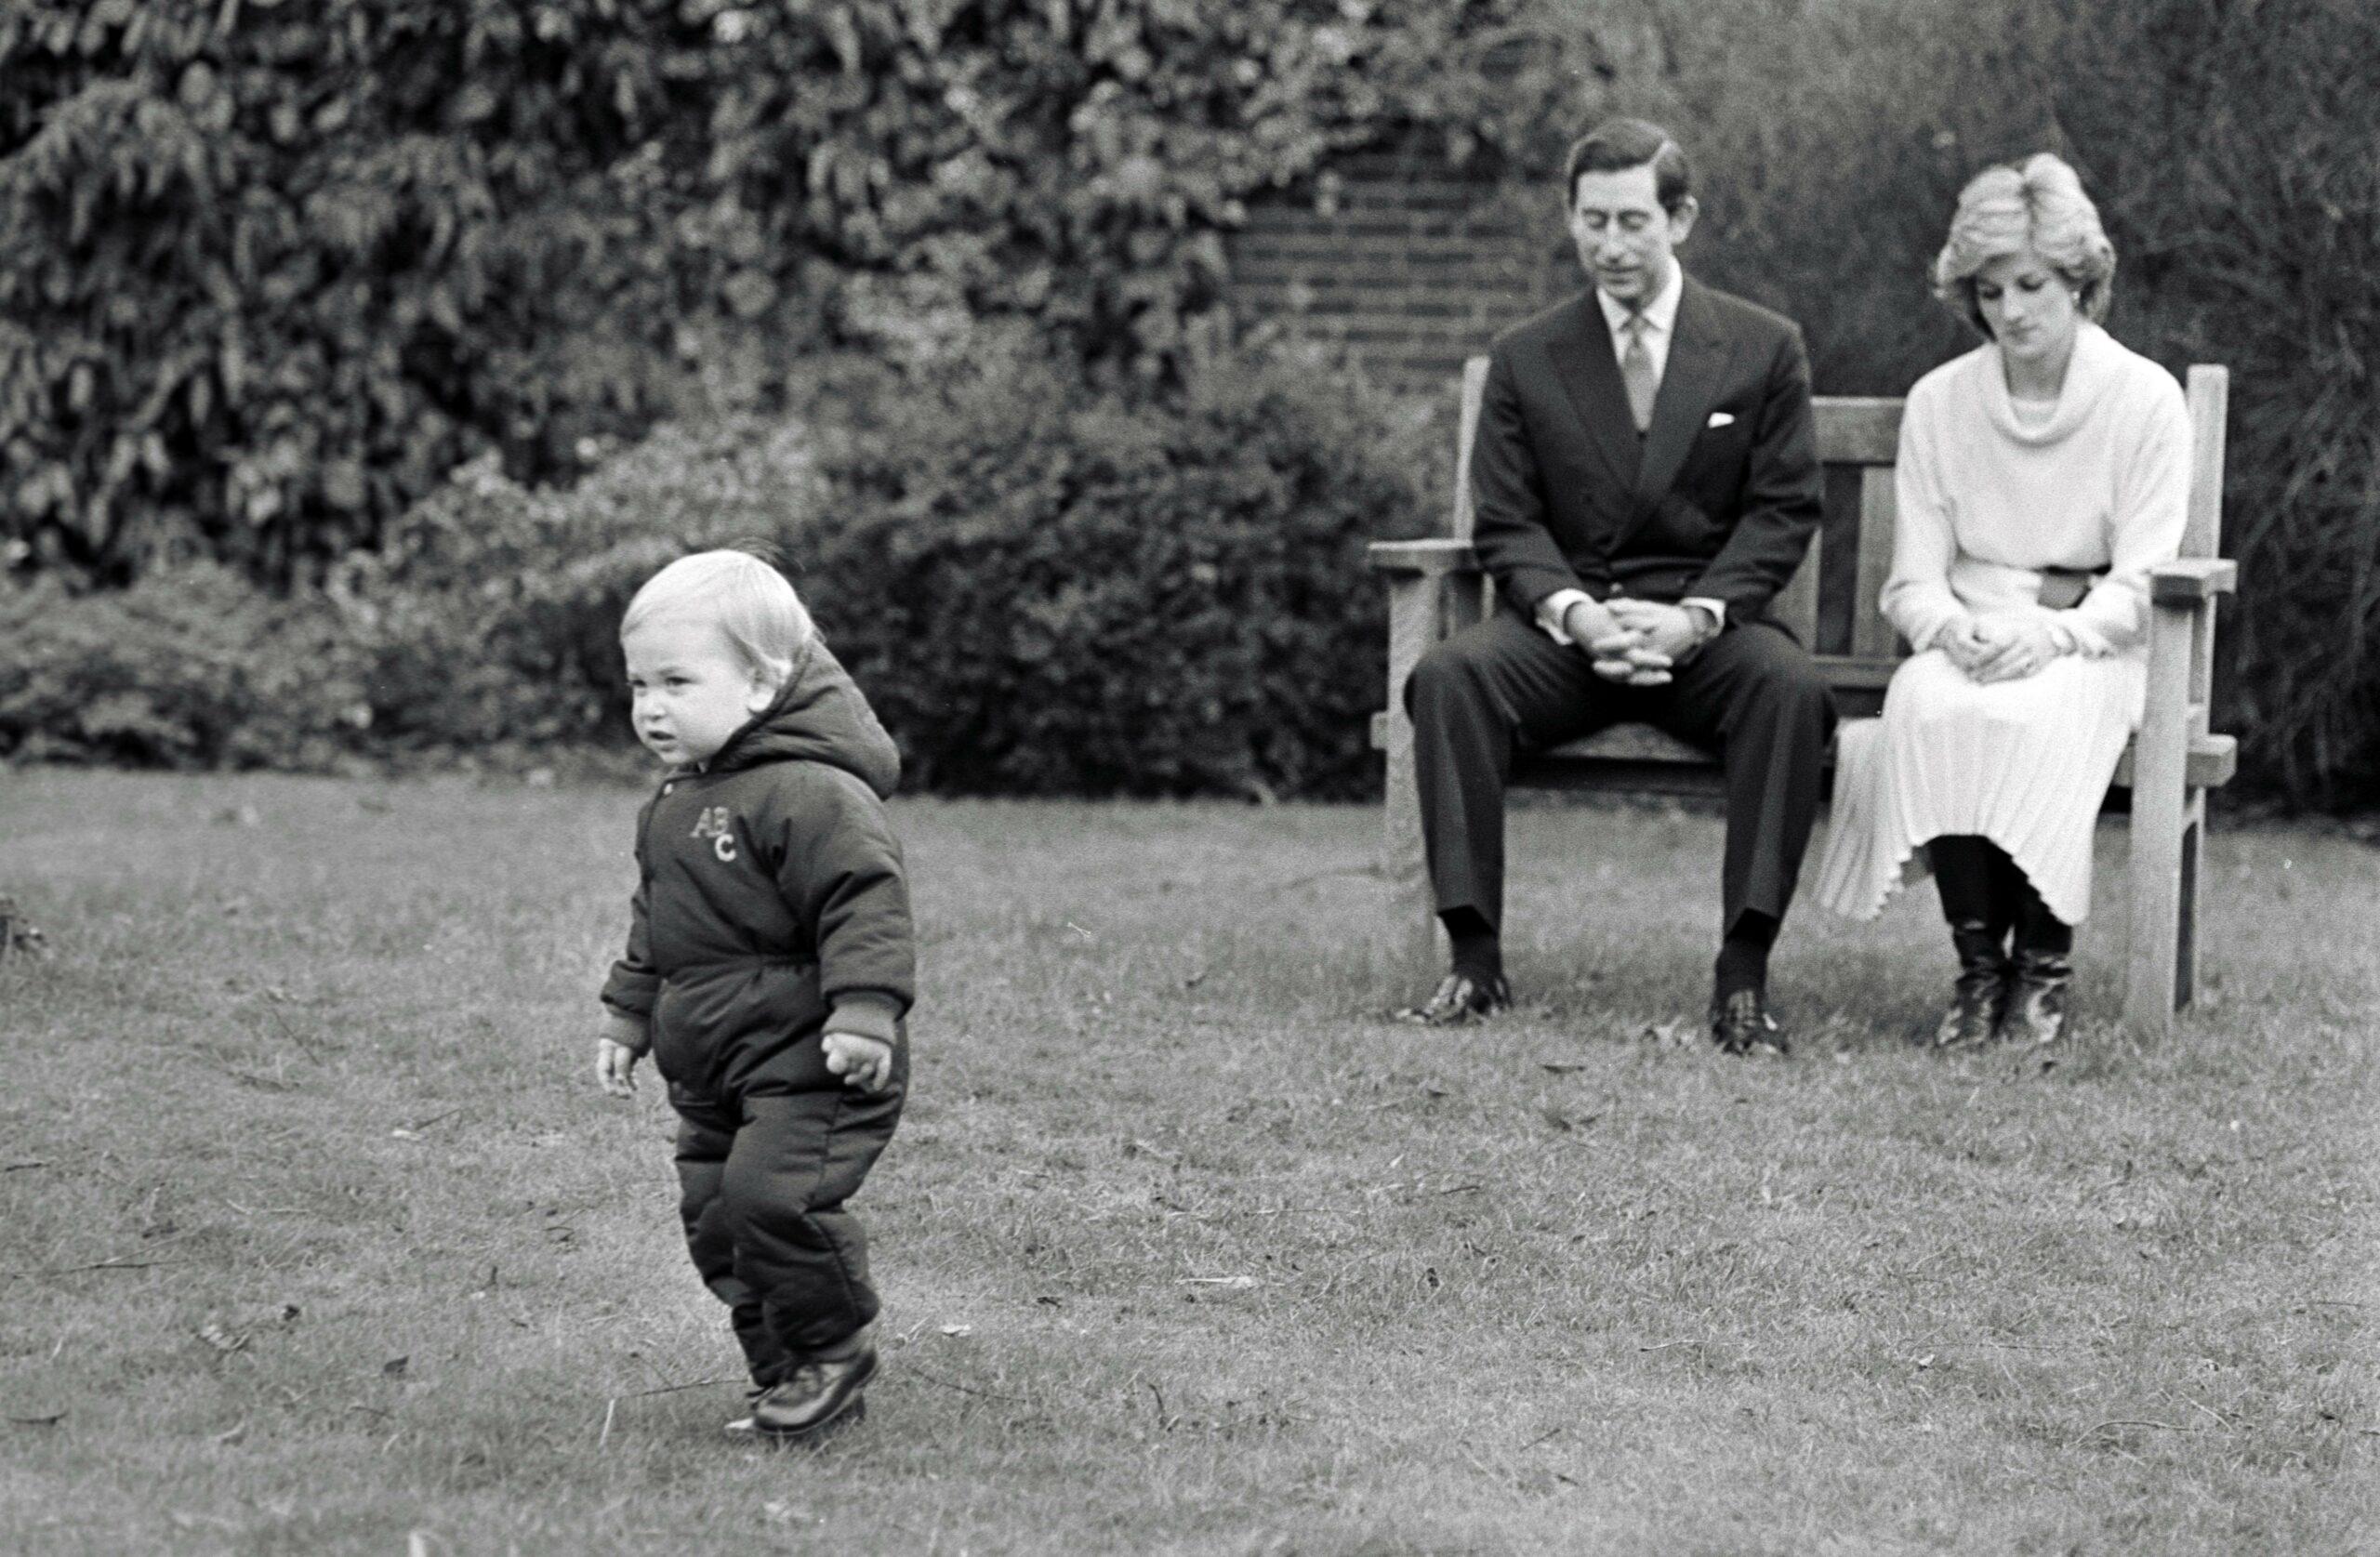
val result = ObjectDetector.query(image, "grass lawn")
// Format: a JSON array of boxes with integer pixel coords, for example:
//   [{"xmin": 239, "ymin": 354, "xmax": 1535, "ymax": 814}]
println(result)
[{"xmin": 1, "ymin": 768, "xmax": 2373, "ymax": 1555}]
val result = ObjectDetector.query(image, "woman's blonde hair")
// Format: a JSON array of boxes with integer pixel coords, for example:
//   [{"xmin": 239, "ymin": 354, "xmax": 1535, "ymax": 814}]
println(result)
[
  {"xmin": 620, "ymin": 549, "xmax": 814, "ymax": 687},
  {"xmin": 1932, "ymin": 152, "xmax": 2116, "ymax": 336}
]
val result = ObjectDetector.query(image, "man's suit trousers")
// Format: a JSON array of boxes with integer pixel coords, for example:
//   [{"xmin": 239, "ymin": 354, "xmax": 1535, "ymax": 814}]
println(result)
[
  {"xmin": 1405, "ymin": 610, "xmax": 1836, "ymax": 936},
  {"xmin": 671, "ymin": 1063, "xmax": 905, "ymax": 1385}
]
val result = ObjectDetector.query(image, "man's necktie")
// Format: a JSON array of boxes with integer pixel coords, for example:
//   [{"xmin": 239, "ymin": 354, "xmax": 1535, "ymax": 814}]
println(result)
[{"xmin": 1620, "ymin": 312, "xmax": 1658, "ymax": 433}]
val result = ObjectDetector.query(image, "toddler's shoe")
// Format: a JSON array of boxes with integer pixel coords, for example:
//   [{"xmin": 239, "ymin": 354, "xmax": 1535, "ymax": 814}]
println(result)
[{"xmin": 724, "ymin": 1334, "xmax": 877, "ymax": 1444}]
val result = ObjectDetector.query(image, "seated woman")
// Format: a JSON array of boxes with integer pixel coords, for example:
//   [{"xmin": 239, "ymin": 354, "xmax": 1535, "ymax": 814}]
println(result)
[{"xmin": 1815, "ymin": 153, "xmax": 2191, "ymax": 1046}]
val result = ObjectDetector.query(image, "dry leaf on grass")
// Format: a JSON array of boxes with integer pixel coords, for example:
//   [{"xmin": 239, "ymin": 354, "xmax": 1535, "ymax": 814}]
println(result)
[
  {"xmin": 196, "ymin": 1323, "xmax": 249, "ymax": 1355},
  {"xmin": 0, "ymin": 895, "xmax": 53, "ymax": 961},
  {"xmin": 391, "ymin": 1106, "xmax": 464, "ymax": 1140}
]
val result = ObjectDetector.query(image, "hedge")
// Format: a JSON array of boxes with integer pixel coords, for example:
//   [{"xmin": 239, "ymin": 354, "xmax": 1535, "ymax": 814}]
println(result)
[
  {"xmin": 0, "ymin": 345, "xmax": 1439, "ymax": 798},
  {"xmin": 800, "ymin": 345, "xmax": 1437, "ymax": 798},
  {"xmin": 0, "ymin": 564, "xmax": 363, "ymax": 772}
]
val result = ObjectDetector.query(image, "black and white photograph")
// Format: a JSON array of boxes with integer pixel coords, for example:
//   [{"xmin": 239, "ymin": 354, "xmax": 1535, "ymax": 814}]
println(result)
[{"xmin": 2, "ymin": 0, "xmax": 2373, "ymax": 1550}]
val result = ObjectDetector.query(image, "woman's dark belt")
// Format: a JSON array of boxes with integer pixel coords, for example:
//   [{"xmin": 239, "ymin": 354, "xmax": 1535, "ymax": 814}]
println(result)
[{"xmin": 2038, "ymin": 566, "xmax": 2107, "ymax": 610}]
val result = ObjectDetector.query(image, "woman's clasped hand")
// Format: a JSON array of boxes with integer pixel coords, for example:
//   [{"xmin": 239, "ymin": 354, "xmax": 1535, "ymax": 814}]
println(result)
[{"xmin": 1939, "ymin": 614, "xmax": 2065, "ymax": 684}]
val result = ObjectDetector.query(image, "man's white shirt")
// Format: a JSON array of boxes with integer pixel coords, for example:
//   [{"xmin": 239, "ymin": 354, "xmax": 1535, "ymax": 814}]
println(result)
[{"xmin": 1533, "ymin": 263, "xmax": 1728, "ymax": 646}]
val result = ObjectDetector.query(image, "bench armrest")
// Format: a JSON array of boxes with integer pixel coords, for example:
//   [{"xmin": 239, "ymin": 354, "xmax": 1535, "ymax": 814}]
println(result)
[
  {"xmin": 1368, "ymin": 538, "xmax": 1482, "ymax": 576},
  {"xmin": 2149, "ymin": 558, "xmax": 2237, "ymax": 603}
]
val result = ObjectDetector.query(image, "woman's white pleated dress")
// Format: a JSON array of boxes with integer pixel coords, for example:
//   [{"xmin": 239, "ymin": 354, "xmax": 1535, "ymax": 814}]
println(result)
[{"xmin": 1814, "ymin": 324, "xmax": 2193, "ymax": 926}]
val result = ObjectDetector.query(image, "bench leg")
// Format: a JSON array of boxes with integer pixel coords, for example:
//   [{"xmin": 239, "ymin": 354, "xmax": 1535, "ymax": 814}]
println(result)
[
  {"xmin": 2124, "ymin": 602, "xmax": 2197, "ymax": 1036},
  {"xmin": 2128, "ymin": 786, "xmax": 2212, "ymax": 1036},
  {"xmin": 2175, "ymin": 790, "xmax": 2204, "ymax": 1009},
  {"xmin": 1382, "ymin": 574, "xmax": 1445, "ymax": 970},
  {"xmin": 1382, "ymin": 701, "xmax": 1436, "ymax": 970}
]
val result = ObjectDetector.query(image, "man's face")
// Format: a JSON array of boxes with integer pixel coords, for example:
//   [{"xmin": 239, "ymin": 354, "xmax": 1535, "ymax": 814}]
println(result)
[
  {"xmin": 623, "ymin": 615, "xmax": 774, "ymax": 767},
  {"xmin": 1568, "ymin": 163, "xmax": 1697, "ymax": 309}
]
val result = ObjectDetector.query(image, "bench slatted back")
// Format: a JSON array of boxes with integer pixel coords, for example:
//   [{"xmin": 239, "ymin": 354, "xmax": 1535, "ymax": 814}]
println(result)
[
  {"xmin": 1797, "ymin": 399, "xmax": 1906, "ymax": 663},
  {"xmin": 1447, "ymin": 357, "xmax": 2228, "ymax": 719}
]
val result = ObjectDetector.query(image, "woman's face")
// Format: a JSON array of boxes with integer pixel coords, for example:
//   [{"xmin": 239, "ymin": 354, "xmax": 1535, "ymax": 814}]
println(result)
[{"xmin": 1974, "ymin": 244, "xmax": 2081, "ymax": 368}]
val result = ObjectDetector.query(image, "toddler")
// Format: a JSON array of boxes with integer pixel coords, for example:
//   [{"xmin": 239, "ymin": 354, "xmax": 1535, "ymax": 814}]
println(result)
[{"xmin": 596, "ymin": 549, "xmax": 912, "ymax": 1442}]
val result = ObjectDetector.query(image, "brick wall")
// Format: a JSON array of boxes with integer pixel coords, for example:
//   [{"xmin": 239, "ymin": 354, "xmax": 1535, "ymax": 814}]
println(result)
[{"xmin": 1227, "ymin": 157, "xmax": 1567, "ymax": 390}]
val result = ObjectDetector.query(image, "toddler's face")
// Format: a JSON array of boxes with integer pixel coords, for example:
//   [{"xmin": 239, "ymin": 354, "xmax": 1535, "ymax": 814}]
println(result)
[{"xmin": 622, "ymin": 616, "xmax": 774, "ymax": 767}]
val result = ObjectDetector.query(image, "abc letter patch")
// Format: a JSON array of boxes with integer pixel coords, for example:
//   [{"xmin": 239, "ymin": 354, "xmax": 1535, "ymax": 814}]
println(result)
[{"xmin": 690, "ymin": 805, "xmax": 738, "ymax": 863}]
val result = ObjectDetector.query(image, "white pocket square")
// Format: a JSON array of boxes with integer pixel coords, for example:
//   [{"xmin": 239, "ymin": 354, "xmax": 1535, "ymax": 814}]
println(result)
[{"xmin": 1706, "ymin": 411, "xmax": 1737, "ymax": 429}]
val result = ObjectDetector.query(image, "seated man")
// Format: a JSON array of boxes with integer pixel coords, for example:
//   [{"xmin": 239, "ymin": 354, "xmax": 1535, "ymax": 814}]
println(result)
[{"xmin": 1399, "ymin": 118, "xmax": 1834, "ymax": 1055}]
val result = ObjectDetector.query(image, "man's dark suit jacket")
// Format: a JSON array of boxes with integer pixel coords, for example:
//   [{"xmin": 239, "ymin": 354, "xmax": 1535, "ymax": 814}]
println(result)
[{"xmin": 1470, "ymin": 277, "xmax": 1824, "ymax": 627}]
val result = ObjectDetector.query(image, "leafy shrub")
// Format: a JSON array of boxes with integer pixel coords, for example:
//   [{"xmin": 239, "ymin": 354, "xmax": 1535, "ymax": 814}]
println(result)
[
  {"xmin": 0, "ymin": 565, "xmax": 362, "ymax": 770},
  {"xmin": 328, "ymin": 411, "xmax": 827, "ymax": 757},
  {"xmin": 0, "ymin": 402, "xmax": 831, "ymax": 770},
  {"xmin": 327, "ymin": 340, "xmax": 1440, "ymax": 798},
  {"xmin": 800, "ymin": 345, "xmax": 1439, "ymax": 798},
  {"xmin": 3, "ymin": 345, "xmax": 1438, "ymax": 798},
  {"xmin": 2, "ymin": 1, "xmax": 745, "ymax": 587},
  {"xmin": 0, "ymin": 0, "xmax": 1465, "ymax": 587},
  {"xmin": 2037, "ymin": 0, "xmax": 2380, "ymax": 810}
]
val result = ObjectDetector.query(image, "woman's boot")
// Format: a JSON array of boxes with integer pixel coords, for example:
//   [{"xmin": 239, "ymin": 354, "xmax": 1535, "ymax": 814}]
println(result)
[
  {"xmin": 2001, "ymin": 881, "xmax": 2074, "ymax": 1046},
  {"xmin": 2000, "ymin": 949, "xmax": 2072, "ymax": 1046},
  {"xmin": 1933, "ymin": 919, "xmax": 2011, "ymax": 1048}
]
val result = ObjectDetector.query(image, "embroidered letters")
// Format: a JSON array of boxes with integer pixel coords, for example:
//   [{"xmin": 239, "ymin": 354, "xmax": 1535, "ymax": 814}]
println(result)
[{"xmin": 690, "ymin": 805, "xmax": 738, "ymax": 863}]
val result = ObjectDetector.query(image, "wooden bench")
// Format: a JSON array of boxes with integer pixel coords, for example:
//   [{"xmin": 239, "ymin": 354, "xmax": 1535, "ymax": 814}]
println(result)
[{"xmin": 1368, "ymin": 356, "xmax": 2236, "ymax": 1036}]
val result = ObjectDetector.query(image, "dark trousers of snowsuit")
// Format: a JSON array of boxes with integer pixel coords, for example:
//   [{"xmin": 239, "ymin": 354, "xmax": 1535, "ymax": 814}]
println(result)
[{"xmin": 670, "ymin": 1060, "xmax": 906, "ymax": 1387}]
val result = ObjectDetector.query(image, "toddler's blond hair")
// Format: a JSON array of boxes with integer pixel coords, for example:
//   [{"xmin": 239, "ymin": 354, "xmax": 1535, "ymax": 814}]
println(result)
[{"xmin": 621, "ymin": 549, "xmax": 815, "ymax": 687}]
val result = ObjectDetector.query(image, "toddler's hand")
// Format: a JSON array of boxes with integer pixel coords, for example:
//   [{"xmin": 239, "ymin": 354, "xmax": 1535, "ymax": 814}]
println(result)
[
  {"xmin": 823, "ymin": 1032, "xmax": 894, "ymax": 1093},
  {"xmin": 596, "ymin": 1036, "xmax": 640, "ymax": 1098}
]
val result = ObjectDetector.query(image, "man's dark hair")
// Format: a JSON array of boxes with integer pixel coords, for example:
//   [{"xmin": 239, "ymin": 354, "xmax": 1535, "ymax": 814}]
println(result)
[{"xmin": 1564, "ymin": 118, "xmax": 1693, "ymax": 212}]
